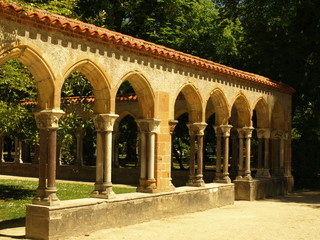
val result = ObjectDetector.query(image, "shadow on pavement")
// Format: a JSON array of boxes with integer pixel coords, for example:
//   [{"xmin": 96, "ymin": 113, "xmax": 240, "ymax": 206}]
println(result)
[
  {"xmin": 271, "ymin": 190, "xmax": 320, "ymax": 208},
  {"xmin": 0, "ymin": 218, "xmax": 25, "ymax": 239}
]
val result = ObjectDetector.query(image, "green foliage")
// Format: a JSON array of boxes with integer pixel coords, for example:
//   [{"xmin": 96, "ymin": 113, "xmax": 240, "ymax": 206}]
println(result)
[{"xmin": 0, "ymin": 60, "xmax": 38, "ymax": 144}]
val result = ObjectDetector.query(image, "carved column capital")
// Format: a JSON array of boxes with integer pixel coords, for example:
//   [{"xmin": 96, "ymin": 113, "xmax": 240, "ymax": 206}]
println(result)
[
  {"xmin": 34, "ymin": 109, "xmax": 65, "ymax": 130},
  {"xmin": 256, "ymin": 128, "xmax": 271, "ymax": 139},
  {"xmin": 168, "ymin": 120, "xmax": 178, "ymax": 135},
  {"xmin": 220, "ymin": 125, "xmax": 232, "ymax": 137},
  {"xmin": 271, "ymin": 129, "xmax": 287, "ymax": 139},
  {"xmin": 136, "ymin": 118, "xmax": 161, "ymax": 133},
  {"xmin": 243, "ymin": 126, "xmax": 254, "ymax": 138},
  {"xmin": 93, "ymin": 114, "xmax": 119, "ymax": 132},
  {"xmin": 193, "ymin": 122, "xmax": 207, "ymax": 136}
]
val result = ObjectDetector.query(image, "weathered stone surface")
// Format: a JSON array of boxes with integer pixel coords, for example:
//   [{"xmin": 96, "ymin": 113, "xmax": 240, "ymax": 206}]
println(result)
[{"xmin": 26, "ymin": 183, "xmax": 234, "ymax": 240}]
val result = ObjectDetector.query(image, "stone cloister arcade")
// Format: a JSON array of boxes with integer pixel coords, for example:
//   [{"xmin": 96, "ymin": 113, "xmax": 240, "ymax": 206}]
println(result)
[{"xmin": 0, "ymin": 2, "xmax": 294, "ymax": 239}]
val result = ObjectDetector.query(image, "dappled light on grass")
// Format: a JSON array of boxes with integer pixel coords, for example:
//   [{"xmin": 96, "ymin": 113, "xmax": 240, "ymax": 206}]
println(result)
[{"xmin": 0, "ymin": 179, "xmax": 136, "ymax": 221}]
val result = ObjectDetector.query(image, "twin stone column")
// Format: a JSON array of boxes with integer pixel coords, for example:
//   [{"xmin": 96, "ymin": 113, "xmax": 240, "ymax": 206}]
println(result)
[
  {"xmin": 91, "ymin": 114, "xmax": 119, "ymax": 199},
  {"xmin": 186, "ymin": 122, "xmax": 207, "ymax": 187},
  {"xmin": 33, "ymin": 109, "xmax": 64, "ymax": 206},
  {"xmin": 136, "ymin": 118, "xmax": 161, "ymax": 193}
]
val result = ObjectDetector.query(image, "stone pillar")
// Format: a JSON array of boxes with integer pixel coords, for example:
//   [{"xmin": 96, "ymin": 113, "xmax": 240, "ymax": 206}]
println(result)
[
  {"xmin": 194, "ymin": 122, "xmax": 207, "ymax": 187},
  {"xmin": 263, "ymin": 129, "xmax": 271, "ymax": 177},
  {"xmin": 284, "ymin": 131, "xmax": 292, "ymax": 177},
  {"xmin": 168, "ymin": 120, "xmax": 178, "ymax": 190},
  {"xmin": 230, "ymin": 130, "xmax": 238, "ymax": 179},
  {"xmin": 0, "ymin": 133, "xmax": 4, "ymax": 162},
  {"xmin": 243, "ymin": 127, "xmax": 254, "ymax": 180},
  {"xmin": 186, "ymin": 123, "xmax": 196, "ymax": 186},
  {"xmin": 255, "ymin": 128, "xmax": 271, "ymax": 178},
  {"xmin": 75, "ymin": 125, "xmax": 85, "ymax": 166},
  {"xmin": 216, "ymin": 125, "xmax": 232, "ymax": 183},
  {"xmin": 186, "ymin": 122, "xmax": 207, "ymax": 187},
  {"xmin": 213, "ymin": 126, "xmax": 222, "ymax": 181},
  {"xmin": 236, "ymin": 128, "xmax": 244, "ymax": 179},
  {"xmin": 33, "ymin": 109, "xmax": 64, "ymax": 206},
  {"xmin": 136, "ymin": 118, "xmax": 160, "ymax": 193},
  {"xmin": 112, "ymin": 130, "xmax": 120, "ymax": 168},
  {"xmin": 91, "ymin": 114, "xmax": 118, "ymax": 199},
  {"xmin": 14, "ymin": 137, "xmax": 23, "ymax": 163},
  {"xmin": 271, "ymin": 130, "xmax": 286, "ymax": 176}
]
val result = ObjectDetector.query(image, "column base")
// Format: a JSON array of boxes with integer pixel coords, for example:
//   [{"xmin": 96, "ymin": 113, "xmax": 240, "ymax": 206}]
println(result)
[
  {"xmin": 136, "ymin": 179, "xmax": 158, "ymax": 193},
  {"xmin": 255, "ymin": 168, "xmax": 265, "ymax": 178},
  {"xmin": 187, "ymin": 175, "xmax": 205, "ymax": 187},
  {"xmin": 32, "ymin": 189, "xmax": 60, "ymax": 206},
  {"xmin": 263, "ymin": 169, "xmax": 271, "ymax": 178},
  {"xmin": 91, "ymin": 183, "xmax": 116, "ymax": 199},
  {"xmin": 242, "ymin": 175, "xmax": 253, "ymax": 181},
  {"xmin": 216, "ymin": 175, "xmax": 231, "ymax": 184}
]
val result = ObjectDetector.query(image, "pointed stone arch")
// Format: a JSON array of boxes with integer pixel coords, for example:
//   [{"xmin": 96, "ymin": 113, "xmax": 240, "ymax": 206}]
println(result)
[
  {"xmin": 207, "ymin": 88, "xmax": 229, "ymax": 125},
  {"xmin": 62, "ymin": 59, "xmax": 111, "ymax": 114},
  {"xmin": 253, "ymin": 97, "xmax": 269, "ymax": 128},
  {"xmin": 174, "ymin": 84, "xmax": 203, "ymax": 122},
  {"xmin": 0, "ymin": 43, "xmax": 55, "ymax": 109},
  {"xmin": 271, "ymin": 100, "xmax": 286, "ymax": 130},
  {"xmin": 114, "ymin": 110, "xmax": 137, "ymax": 131},
  {"xmin": 231, "ymin": 93, "xmax": 251, "ymax": 127},
  {"xmin": 115, "ymin": 71, "xmax": 155, "ymax": 118}
]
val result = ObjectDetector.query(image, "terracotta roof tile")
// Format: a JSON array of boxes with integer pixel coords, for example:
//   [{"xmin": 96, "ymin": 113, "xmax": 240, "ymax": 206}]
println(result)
[{"xmin": 0, "ymin": 1, "xmax": 295, "ymax": 94}]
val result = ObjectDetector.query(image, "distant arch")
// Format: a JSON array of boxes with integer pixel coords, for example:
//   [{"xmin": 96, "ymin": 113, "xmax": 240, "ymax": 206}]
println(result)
[
  {"xmin": 115, "ymin": 71, "xmax": 155, "ymax": 118},
  {"xmin": 271, "ymin": 100, "xmax": 286, "ymax": 130},
  {"xmin": 174, "ymin": 84, "xmax": 203, "ymax": 122},
  {"xmin": 253, "ymin": 97, "xmax": 269, "ymax": 128},
  {"xmin": 62, "ymin": 59, "xmax": 111, "ymax": 114},
  {"xmin": 0, "ymin": 43, "xmax": 55, "ymax": 109},
  {"xmin": 231, "ymin": 93, "xmax": 251, "ymax": 127},
  {"xmin": 207, "ymin": 88, "xmax": 229, "ymax": 125}
]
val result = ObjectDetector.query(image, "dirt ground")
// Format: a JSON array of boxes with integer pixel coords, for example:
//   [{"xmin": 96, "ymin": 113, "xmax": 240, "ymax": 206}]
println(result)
[{"xmin": 0, "ymin": 176, "xmax": 319, "ymax": 240}]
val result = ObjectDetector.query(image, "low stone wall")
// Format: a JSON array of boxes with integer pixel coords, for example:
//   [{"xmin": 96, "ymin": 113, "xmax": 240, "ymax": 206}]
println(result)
[
  {"xmin": 26, "ymin": 183, "xmax": 234, "ymax": 240},
  {"xmin": 234, "ymin": 176, "xmax": 294, "ymax": 201}
]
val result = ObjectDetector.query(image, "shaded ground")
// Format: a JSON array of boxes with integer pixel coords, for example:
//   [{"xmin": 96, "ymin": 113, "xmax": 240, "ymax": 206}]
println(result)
[{"xmin": 0, "ymin": 175, "xmax": 319, "ymax": 240}]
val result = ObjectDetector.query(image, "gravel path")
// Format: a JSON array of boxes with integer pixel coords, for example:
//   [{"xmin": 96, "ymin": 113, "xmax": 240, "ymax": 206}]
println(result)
[{"xmin": 0, "ymin": 175, "xmax": 319, "ymax": 240}]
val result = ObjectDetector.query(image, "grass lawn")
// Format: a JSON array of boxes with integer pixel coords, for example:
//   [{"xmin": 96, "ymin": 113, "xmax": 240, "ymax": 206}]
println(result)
[{"xmin": 0, "ymin": 179, "xmax": 136, "ymax": 221}]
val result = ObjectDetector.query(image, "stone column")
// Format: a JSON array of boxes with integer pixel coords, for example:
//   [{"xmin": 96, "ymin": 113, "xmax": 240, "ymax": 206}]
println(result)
[
  {"xmin": 75, "ymin": 125, "xmax": 85, "ymax": 166},
  {"xmin": 271, "ymin": 130, "xmax": 285, "ymax": 176},
  {"xmin": 236, "ymin": 128, "xmax": 244, "ymax": 179},
  {"xmin": 186, "ymin": 123, "xmax": 196, "ymax": 186},
  {"xmin": 194, "ymin": 122, "xmax": 207, "ymax": 187},
  {"xmin": 14, "ymin": 137, "xmax": 23, "ymax": 163},
  {"xmin": 0, "ymin": 133, "xmax": 4, "ymax": 162},
  {"xmin": 168, "ymin": 120, "xmax": 178, "ymax": 190},
  {"xmin": 243, "ymin": 127, "xmax": 254, "ymax": 180},
  {"xmin": 112, "ymin": 130, "xmax": 120, "ymax": 168},
  {"xmin": 33, "ymin": 109, "xmax": 64, "ymax": 206},
  {"xmin": 91, "ymin": 114, "xmax": 118, "ymax": 199},
  {"xmin": 263, "ymin": 129, "xmax": 271, "ymax": 177},
  {"xmin": 284, "ymin": 131, "xmax": 292, "ymax": 177},
  {"xmin": 213, "ymin": 126, "xmax": 222, "ymax": 181},
  {"xmin": 217, "ymin": 125, "xmax": 232, "ymax": 183},
  {"xmin": 230, "ymin": 130, "xmax": 238, "ymax": 179},
  {"xmin": 136, "ymin": 118, "xmax": 160, "ymax": 193}
]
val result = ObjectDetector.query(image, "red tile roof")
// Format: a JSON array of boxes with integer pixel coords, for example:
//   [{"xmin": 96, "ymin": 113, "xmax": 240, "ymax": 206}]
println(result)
[
  {"xmin": 0, "ymin": 1, "xmax": 295, "ymax": 94},
  {"xmin": 21, "ymin": 94, "xmax": 137, "ymax": 105}
]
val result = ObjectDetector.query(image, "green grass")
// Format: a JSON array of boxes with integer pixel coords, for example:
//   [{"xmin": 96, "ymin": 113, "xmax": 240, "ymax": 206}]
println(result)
[{"xmin": 0, "ymin": 179, "xmax": 136, "ymax": 221}]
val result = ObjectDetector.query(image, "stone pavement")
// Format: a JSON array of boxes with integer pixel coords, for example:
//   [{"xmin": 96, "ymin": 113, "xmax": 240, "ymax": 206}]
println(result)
[{"xmin": 0, "ymin": 175, "xmax": 319, "ymax": 240}]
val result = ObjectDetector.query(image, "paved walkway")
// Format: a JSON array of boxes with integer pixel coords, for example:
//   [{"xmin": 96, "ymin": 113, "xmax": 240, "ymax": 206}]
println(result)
[{"xmin": 0, "ymin": 175, "xmax": 319, "ymax": 240}]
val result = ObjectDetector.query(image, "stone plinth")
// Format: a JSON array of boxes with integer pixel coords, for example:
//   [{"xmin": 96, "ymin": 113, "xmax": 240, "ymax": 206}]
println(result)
[
  {"xmin": 234, "ymin": 176, "xmax": 294, "ymax": 201},
  {"xmin": 26, "ymin": 183, "xmax": 234, "ymax": 240}
]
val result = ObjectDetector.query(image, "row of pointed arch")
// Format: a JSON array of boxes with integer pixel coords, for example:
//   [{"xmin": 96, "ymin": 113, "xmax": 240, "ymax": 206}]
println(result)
[{"xmin": 1, "ymin": 44, "xmax": 287, "ymax": 130}]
